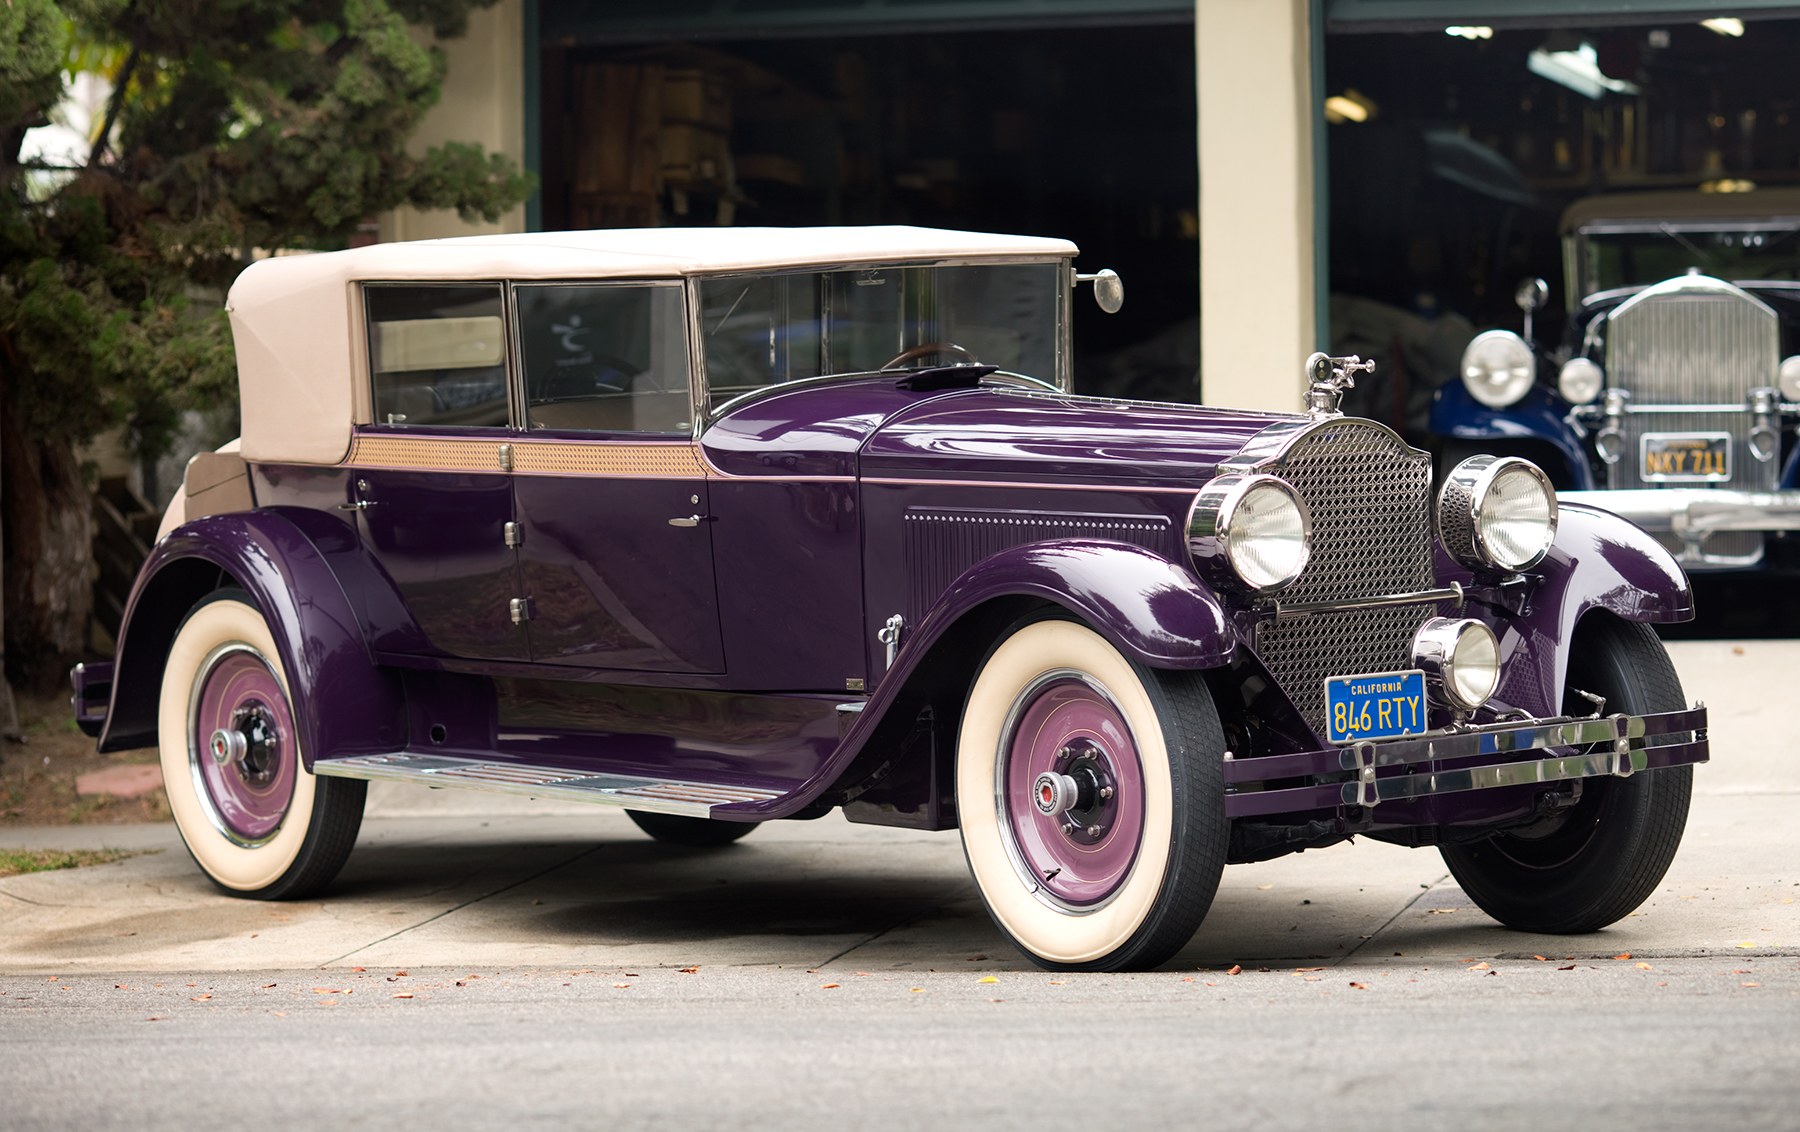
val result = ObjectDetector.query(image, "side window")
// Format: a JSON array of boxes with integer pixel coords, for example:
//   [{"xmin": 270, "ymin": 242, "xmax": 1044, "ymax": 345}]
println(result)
[
  {"xmin": 365, "ymin": 285, "xmax": 509, "ymax": 428},
  {"xmin": 515, "ymin": 283, "xmax": 691, "ymax": 434}
]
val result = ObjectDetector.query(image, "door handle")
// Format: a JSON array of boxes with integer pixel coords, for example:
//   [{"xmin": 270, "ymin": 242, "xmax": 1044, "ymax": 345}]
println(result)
[
  {"xmin": 336, "ymin": 499, "xmax": 375, "ymax": 511},
  {"xmin": 667, "ymin": 515, "xmax": 714, "ymax": 527}
]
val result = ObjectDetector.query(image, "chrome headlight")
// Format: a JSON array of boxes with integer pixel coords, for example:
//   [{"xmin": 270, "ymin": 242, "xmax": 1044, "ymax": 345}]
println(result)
[
  {"xmin": 1438, "ymin": 454, "xmax": 1558, "ymax": 572},
  {"xmin": 1558, "ymin": 357, "xmax": 1604, "ymax": 404},
  {"xmin": 1187, "ymin": 474, "xmax": 1313, "ymax": 594},
  {"xmin": 1460, "ymin": 330, "xmax": 1535, "ymax": 408},
  {"xmin": 1412, "ymin": 617, "xmax": 1500, "ymax": 712},
  {"xmin": 1780, "ymin": 355, "xmax": 1800, "ymax": 402}
]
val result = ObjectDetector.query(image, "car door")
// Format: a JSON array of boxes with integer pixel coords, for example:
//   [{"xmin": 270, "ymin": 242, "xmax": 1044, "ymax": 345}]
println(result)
[
  {"xmin": 351, "ymin": 282, "xmax": 529, "ymax": 661},
  {"xmin": 508, "ymin": 280, "xmax": 725, "ymax": 672}
]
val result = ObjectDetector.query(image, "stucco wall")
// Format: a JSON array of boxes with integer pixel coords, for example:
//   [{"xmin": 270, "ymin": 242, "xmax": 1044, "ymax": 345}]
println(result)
[
  {"xmin": 1195, "ymin": 0, "xmax": 1318, "ymax": 412},
  {"xmin": 378, "ymin": 0, "xmax": 528, "ymax": 242}
]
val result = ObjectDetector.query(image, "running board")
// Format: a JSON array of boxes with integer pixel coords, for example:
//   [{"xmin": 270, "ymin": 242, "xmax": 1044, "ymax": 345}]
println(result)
[{"xmin": 313, "ymin": 753, "xmax": 786, "ymax": 818}]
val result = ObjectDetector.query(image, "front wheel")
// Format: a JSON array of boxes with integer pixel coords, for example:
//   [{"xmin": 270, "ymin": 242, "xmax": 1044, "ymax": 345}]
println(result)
[
  {"xmin": 956, "ymin": 616, "xmax": 1228, "ymax": 971},
  {"xmin": 1441, "ymin": 616, "xmax": 1692, "ymax": 933},
  {"xmin": 158, "ymin": 590, "xmax": 365, "ymax": 899}
]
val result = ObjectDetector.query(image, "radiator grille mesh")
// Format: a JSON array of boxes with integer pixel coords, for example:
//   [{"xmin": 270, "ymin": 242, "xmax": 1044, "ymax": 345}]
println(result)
[{"xmin": 1247, "ymin": 419, "xmax": 1438, "ymax": 738}]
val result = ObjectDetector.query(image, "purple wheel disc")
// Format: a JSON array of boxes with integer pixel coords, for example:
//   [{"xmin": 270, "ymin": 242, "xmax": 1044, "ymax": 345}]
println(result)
[
  {"xmin": 191, "ymin": 648, "xmax": 297, "ymax": 843},
  {"xmin": 1002, "ymin": 675, "xmax": 1145, "ymax": 908}
]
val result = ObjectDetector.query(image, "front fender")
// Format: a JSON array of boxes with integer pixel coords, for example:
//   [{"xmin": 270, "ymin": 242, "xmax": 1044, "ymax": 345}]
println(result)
[
  {"xmin": 1490, "ymin": 502, "xmax": 1694, "ymax": 715},
  {"xmin": 740, "ymin": 540, "xmax": 1234, "ymax": 822},
  {"xmin": 98, "ymin": 507, "xmax": 408, "ymax": 767},
  {"xmin": 921, "ymin": 539, "xmax": 1237, "ymax": 670},
  {"xmin": 1431, "ymin": 382, "xmax": 1592, "ymax": 487}
]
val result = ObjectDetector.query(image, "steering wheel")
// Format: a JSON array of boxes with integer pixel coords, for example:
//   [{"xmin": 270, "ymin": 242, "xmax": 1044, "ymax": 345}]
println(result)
[{"xmin": 881, "ymin": 342, "xmax": 979, "ymax": 369}]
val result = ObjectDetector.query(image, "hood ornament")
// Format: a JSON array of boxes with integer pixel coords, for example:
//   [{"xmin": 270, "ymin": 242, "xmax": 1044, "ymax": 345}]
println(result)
[{"xmin": 1304, "ymin": 352, "xmax": 1375, "ymax": 416}]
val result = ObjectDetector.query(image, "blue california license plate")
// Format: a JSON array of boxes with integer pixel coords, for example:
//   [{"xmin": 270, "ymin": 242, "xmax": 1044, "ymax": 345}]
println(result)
[{"xmin": 1324, "ymin": 670, "xmax": 1428, "ymax": 745}]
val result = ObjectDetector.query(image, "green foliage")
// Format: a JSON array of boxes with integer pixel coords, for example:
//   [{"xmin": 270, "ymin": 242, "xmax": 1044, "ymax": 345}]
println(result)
[
  {"xmin": 0, "ymin": 847, "xmax": 141, "ymax": 877},
  {"xmin": 0, "ymin": 0, "xmax": 533, "ymax": 458}
]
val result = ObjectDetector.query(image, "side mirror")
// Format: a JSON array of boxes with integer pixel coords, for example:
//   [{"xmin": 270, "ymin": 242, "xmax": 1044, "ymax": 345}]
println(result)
[
  {"xmin": 1076, "ymin": 269, "xmax": 1125, "ymax": 314},
  {"xmin": 1514, "ymin": 277, "xmax": 1548, "ymax": 313}
]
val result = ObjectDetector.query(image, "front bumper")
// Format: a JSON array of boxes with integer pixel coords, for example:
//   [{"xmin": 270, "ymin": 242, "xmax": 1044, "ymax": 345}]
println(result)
[
  {"xmin": 1559, "ymin": 488, "xmax": 1800, "ymax": 537},
  {"xmin": 1223, "ymin": 705, "xmax": 1707, "ymax": 819}
]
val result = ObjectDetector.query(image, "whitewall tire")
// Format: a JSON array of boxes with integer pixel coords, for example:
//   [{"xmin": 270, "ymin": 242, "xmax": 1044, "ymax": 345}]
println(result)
[
  {"xmin": 956, "ymin": 616, "xmax": 1228, "ymax": 971},
  {"xmin": 158, "ymin": 590, "xmax": 364, "ymax": 898}
]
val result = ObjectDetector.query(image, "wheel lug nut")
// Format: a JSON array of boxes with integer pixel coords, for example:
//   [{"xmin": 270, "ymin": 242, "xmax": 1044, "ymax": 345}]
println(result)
[
  {"xmin": 1085, "ymin": 824, "xmax": 1101, "ymax": 838},
  {"xmin": 1099, "ymin": 785, "xmax": 1114, "ymax": 801}
]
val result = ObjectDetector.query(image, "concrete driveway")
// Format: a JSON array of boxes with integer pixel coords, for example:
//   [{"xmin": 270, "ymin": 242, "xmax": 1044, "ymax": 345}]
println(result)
[{"xmin": 1, "ymin": 639, "xmax": 1793, "ymax": 975}]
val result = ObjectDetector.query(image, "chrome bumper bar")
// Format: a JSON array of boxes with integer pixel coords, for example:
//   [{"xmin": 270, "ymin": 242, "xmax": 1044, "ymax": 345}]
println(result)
[
  {"xmin": 1560, "ymin": 488, "xmax": 1800, "ymax": 536},
  {"xmin": 1224, "ymin": 705, "xmax": 1707, "ymax": 818}
]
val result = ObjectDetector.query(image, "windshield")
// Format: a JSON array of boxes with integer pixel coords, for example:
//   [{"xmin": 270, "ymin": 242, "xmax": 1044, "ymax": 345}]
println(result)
[
  {"xmin": 1573, "ymin": 220, "xmax": 1800, "ymax": 298},
  {"xmin": 697, "ymin": 261, "xmax": 1064, "ymax": 411}
]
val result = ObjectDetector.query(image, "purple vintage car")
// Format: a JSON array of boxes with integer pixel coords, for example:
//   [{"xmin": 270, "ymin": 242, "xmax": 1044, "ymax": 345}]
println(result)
[{"xmin": 71, "ymin": 226, "xmax": 1708, "ymax": 971}]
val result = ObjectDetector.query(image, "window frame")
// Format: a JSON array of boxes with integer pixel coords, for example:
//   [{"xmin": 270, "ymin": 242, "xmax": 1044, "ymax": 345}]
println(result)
[
  {"xmin": 360, "ymin": 281, "xmax": 517, "ymax": 433},
  {"xmin": 508, "ymin": 278, "xmax": 695, "ymax": 438}
]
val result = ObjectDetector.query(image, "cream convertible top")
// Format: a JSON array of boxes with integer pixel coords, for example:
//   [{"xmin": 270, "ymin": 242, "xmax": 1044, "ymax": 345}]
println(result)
[{"xmin": 227, "ymin": 226, "xmax": 1079, "ymax": 466}]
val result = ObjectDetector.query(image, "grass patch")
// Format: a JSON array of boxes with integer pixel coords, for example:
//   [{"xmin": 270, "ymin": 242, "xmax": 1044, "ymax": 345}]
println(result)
[{"xmin": 0, "ymin": 847, "xmax": 143, "ymax": 878}]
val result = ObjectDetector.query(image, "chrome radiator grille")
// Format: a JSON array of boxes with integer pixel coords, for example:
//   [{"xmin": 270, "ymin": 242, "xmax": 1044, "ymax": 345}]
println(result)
[
  {"xmin": 1606, "ymin": 277, "xmax": 1779, "ymax": 494},
  {"xmin": 1245, "ymin": 419, "xmax": 1437, "ymax": 737}
]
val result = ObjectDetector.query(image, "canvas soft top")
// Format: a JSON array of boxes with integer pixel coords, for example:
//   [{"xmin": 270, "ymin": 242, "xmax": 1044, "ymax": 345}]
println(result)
[
  {"xmin": 1560, "ymin": 188, "xmax": 1800, "ymax": 234},
  {"xmin": 226, "ymin": 226, "xmax": 1079, "ymax": 465}
]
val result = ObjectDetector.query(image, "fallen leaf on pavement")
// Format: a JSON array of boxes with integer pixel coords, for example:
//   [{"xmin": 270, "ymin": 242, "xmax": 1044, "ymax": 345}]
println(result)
[
  {"xmin": 1226, "ymin": 965, "xmax": 1243, "ymax": 976},
  {"xmin": 821, "ymin": 983, "xmax": 841, "ymax": 989},
  {"xmin": 1635, "ymin": 962, "xmax": 1653, "ymax": 970},
  {"xmin": 1348, "ymin": 982, "xmax": 1367, "ymax": 989},
  {"xmin": 392, "ymin": 993, "xmax": 413, "ymax": 999},
  {"xmin": 1612, "ymin": 953, "xmax": 1631, "ymax": 961},
  {"xmin": 678, "ymin": 966, "xmax": 700, "ymax": 974},
  {"xmin": 1468, "ymin": 963, "xmax": 1491, "ymax": 972},
  {"xmin": 191, "ymin": 994, "xmax": 212, "ymax": 1001},
  {"xmin": 977, "ymin": 976, "xmax": 999, "ymax": 984}
]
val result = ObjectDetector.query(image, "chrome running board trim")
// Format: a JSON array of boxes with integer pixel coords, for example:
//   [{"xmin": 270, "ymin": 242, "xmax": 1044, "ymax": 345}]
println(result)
[{"xmin": 313, "ymin": 753, "xmax": 785, "ymax": 818}]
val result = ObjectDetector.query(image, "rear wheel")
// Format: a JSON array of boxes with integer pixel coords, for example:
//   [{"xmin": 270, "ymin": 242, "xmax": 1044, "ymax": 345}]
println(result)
[
  {"xmin": 158, "ymin": 590, "xmax": 365, "ymax": 899},
  {"xmin": 956, "ymin": 616, "xmax": 1228, "ymax": 971},
  {"xmin": 626, "ymin": 811, "xmax": 757, "ymax": 847},
  {"xmin": 1441, "ymin": 616, "xmax": 1692, "ymax": 933}
]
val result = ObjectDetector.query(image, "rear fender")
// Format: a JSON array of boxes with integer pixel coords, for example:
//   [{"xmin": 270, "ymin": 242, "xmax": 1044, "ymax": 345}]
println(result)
[{"xmin": 98, "ymin": 508, "xmax": 408, "ymax": 766}]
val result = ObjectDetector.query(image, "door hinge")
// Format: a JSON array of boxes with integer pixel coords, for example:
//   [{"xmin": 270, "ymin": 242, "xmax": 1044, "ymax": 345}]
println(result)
[
  {"xmin": 498, "ymin": 443, "xmax": 514, "ymax": 472},
  {"xmin": 509, "ymin": 596, "xmax": 535, "ymax": 624},
  {"xmin": 503, "ymin": 521, "xmax": 522, "ymax": 549}
]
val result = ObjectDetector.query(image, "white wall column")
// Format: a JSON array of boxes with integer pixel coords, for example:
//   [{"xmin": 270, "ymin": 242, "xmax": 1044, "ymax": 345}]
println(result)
[
  {"xmin": 379, "ymin": 0, "xmax": 527, "ymax": 241},
  {"xmin": 1195, "ymin": 0, "xmax": 1319, "ymax": 411}
]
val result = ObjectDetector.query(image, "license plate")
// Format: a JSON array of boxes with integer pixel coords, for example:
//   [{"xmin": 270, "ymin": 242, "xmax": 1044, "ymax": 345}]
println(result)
[
  {"xmin": 1324, "ymin": 670, "xmax": 1428, "ymax": 745},
  {"xmin": 1640, "ymin": 432, "xmax": 1731, "ymax": 482}
]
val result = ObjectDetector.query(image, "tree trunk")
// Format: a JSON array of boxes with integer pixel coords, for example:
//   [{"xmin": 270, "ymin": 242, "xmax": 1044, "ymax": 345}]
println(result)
[
  {"xmin": 1, "ymin": 409, "xmax": 95, "ymax": 694},
  {"xmin": 0, "ymin": 400, "xmax": 15, "ymax": 742}
]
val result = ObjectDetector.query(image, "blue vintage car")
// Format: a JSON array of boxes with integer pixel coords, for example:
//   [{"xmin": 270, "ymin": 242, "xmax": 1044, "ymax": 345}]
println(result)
[
  {"xmin": 1432, "ymin": 189, "xmax": 1800, "ymax": 571},
  {"xmin": 73, "ymin": 227, "xmax": 1707, "ymax": 971}
]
